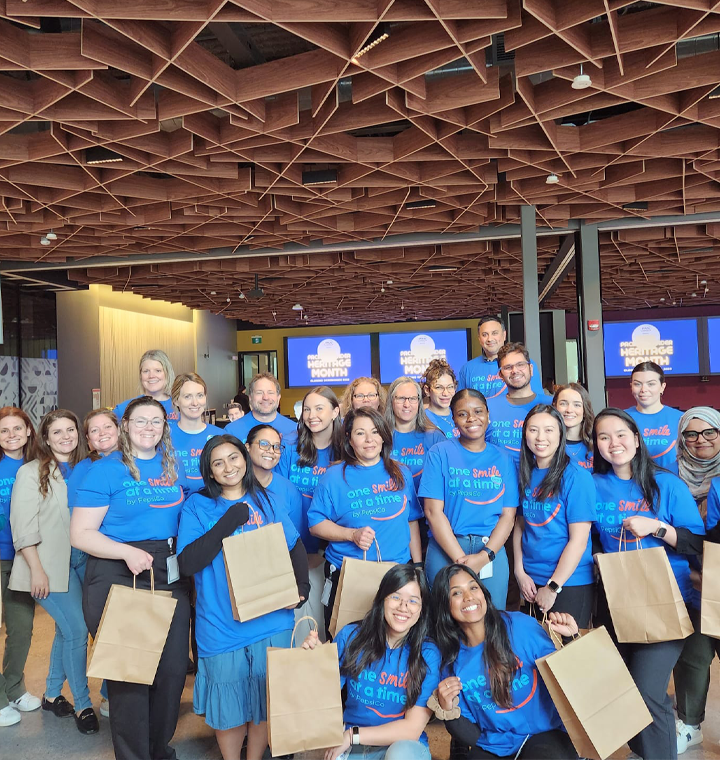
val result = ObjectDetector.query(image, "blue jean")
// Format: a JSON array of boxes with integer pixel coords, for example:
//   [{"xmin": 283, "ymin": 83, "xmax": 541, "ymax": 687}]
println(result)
[
  {"xmin": 349, "ymin": 740, "xmax": 431, "ymax": 759},
  {"xmin": 37, "ymin": 548, "xmax": 92, "ymax": 711},
  {"xmin": 425, "ymin": 536, "xmax": 509, "ymax": 610}
]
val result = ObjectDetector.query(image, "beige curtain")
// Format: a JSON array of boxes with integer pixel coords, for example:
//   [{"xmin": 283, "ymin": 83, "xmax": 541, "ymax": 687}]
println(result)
[{"xmin": 99, "ymin": 307, "xmax": 196, "ymax": 408}]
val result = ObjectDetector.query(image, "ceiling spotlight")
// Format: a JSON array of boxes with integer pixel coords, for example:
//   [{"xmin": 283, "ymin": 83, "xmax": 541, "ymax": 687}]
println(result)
[
  {"xmin": 85, "ymin": 146, "xmax": 124, "ymax": 165},
  {"xmin": 292, "ymin": 303, "xmax": 303, "ymax": 311},
  {"xmin": 351, "ymin": 24, "xmax": 389, "ymax": 65},
  {"xmin": 386, "ymin": 280, "xmax": 393, "ymax": 285},
  {"xmin": 46, "ymin": 230, "xmax": 57, "ymax": 241},
  {"xmin": 546, "ymin": 173, "xmax": 559, "ymax": 184},
  {"xmin": 226, "ymin": 297, "xmax": 231, "ymax": 303},
  {"xmin": 40, "ymin": 236, "xmax": 50, "ymax": 246},
  {"xmin": 660, "ymin": 297, "xmax": 665, "ymax": 302},
  {"xmin": 210, "ymin": 291, "xmax": 216, "ymax": 295},
  {"xmin": 571, "ymin": 63, "xmax": 592, "ymax": 90}
]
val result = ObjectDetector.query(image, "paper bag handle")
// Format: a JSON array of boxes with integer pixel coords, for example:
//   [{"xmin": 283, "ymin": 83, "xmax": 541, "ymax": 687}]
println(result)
[
  {"xmin": 132, "ymin": 567, "xmax": 156, "ymax": 593},
  {"xmin": 618, "ymin": 525, "xmax": 642, "ymax": 551},
  {"xmin": 290, "ymin": 615, "xmax": 318, "ymax": 648},
  {"xmin": 362, "ymin": 537, "xmax": 383, "ymax": 563}
]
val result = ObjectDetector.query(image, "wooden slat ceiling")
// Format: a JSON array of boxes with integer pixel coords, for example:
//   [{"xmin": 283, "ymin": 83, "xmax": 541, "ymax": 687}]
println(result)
[{"xmin": 2, "ymin": 1, "xmax": 720, "ymax": 324}]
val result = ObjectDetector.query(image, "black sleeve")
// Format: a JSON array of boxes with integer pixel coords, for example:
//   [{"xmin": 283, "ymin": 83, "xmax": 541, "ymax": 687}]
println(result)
[
  {"xmin": 674, "ymin": 528, "xmax": 705, "ymax": 556},
  {"xmin": 290, "ymin": 539, "xmax": 310, "ymax": 607},
  {"xmin": 705, "ymin": 523, "xmax": 720, "ymax": 545},
  {"xmin": 444, "ymin": 714, "xmax": 481, "ymax": 747},
  {"xmin": 178, "ymin": 502, "xmax": 250, "ymax": 577}
]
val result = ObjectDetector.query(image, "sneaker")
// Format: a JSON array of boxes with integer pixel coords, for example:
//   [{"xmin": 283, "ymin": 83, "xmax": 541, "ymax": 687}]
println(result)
[
  {"xmin": 0, "ymin": 705, "xmax": 21, "ymax": 727},
  {"xmin": 99, "ymin": 698, "xmax": 109, "ymax": 718},
  {"xmin": 11, "ymin": 692, "xmax": 41, "ymax": 712},
  {"xmin": 677, "ymin": 720, "xmax": 703, "ymax": 755}
]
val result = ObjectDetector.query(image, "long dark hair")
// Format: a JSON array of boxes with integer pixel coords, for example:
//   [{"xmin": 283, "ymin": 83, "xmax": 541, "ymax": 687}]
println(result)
[
  {"xmin": 342, "ymin": 564, "xmax": 430, "ymax": 709},
  {"xmin": 296, "ymin": 386, "xmax": 343, "ymax": 468},
  {"xmin": 552, "ymin": 382, "xmax": 594, "ymax": 449},
  {"xmin": 34, "ymin": 409, "xmax": 87, "ymax": 497},
  {"xmin": 198, "ymin": 433, "xmax": 270, "ymax": 517},
  {"xmin": 341, "ymin": 407, "xmax": 405, "ymax": 490},
  {"xmin": 519, "ymin": 405, "xmax": 569, "ymax": 500},
  {"xmin": 432, "ymin": 564, "xmax": 518, "ymax": 710},
  {"xmin": 592, "ymin": 408, "xmax": 661, "ymax": 510}
]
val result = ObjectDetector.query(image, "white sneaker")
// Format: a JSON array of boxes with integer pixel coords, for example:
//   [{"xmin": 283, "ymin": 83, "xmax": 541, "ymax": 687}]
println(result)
[
  {"xmin": 677, "ymin": 720, "xmax": 703, "ymax": 755},
  {"xmin": 11, "ymin": 692, "xmax": 41, "ymax": 712},
  {"xmin": 100, "ymin": 698, "xmax": 109, "ymax": 718},
  {"xmin": 0, "ymin": 705, "xmax": 20, "ymax": 726}
]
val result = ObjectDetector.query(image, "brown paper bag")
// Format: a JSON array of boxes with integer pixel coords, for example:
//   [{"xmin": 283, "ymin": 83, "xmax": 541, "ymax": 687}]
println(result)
[
  {"xmin": 223, "ymin": 521, "xmax": 299, "ymax": 622},
  {"xmin": 701, "ymin": 541, "xmax": 720, "ymax": 638},
  {"xmin": 596, "ymin": 535, "xmax": 693, "ymax": 643},
  {"xmin": 328, "ymin": 540, "xmax": 395, "ymax": 638},
  {"xmin": 266, "ymin": 616, "xmax": 345, "ymax": 757},
  {"xmin": 537, "ymin": 626, "xmax": 652, "ymax": 760},
  {"xmin": 87, "ymin": 570, "xmax": 177, "ymax": 685}
]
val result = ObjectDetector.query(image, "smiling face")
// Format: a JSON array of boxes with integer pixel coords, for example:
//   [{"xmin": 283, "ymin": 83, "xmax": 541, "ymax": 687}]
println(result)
[
  {"xmin": 210, "ymin": 442, "xmax": 247, "ymax": 491},
  {"xmin": 631, "ymin": 370, "xmax": 665, "ymax": 410},
  {"xmin": 352, "ymin": 381, "xmax": 380, "ymax": 411},
  {"xmin": 452, "ymin": 394, "xmax": 489, "ymax": 442},
  {"xmin": 498, "ymin": 350, "xmax": 532, "ymax": 391},
  {"xmin": 525, "ymin": 412, "xmax": 561, "ymax": 467},
  {"xmin": 248, "ymin": 427, "xmax": 282, "ymax": 471},
  {"xmin": 595, "ymin": 415, "xmax": 639, "ymax": 475},
  {"xmin": 448, "ymin": 570, "xmax": 488, "ymax": 625},
  {"xmin": 392, "ymin": 382, "xmax": 420, "ymax": 425},
  {"xmin": 177, "ymin": 380, "xmax": 206, "ymax": 422},
  {"xmin": 348, "ymin": 414, "xmax": 383, "ymax": 466},
  {"xmin": 46, "ymin": 417, "xmax": 79, "ymax": 461},
  {"xmin": 554, "ymin": 388, "xmax": 584, "ymax": 437},
  {"xmin": 302, "ymin": 392, "xmax": 339, "ymax": 435},
  {"xmin": 140, "ymin": 359, "xmax": 167, "ymax": 396},
  {"xmin": 86, "ymin": 413, "xmax": 119, "ymax": 454},
  {"xmin": 126, "ymin": 403, "xmax": 164, "ymax": 455},
  {"xmin": 427, "ymin": 373, "xmax": 456, "ymax": 410},
  {"xmin": 683, "ymin": 417, "xmax": 720, "ymax": 461},
  {"xmin": 250, "ymin": 377, "xmax": 280, "ymax": 416},
  {"xmin": 479, "ymin": 320, "xmax": 506, "ymax": 360},
  {"xmin": 383, "ymin": 580, "xmax": 422, "ymax": 639},
  {"xmin": 0, "ymin": 415, "xmax": 31, "ymax": 459}
]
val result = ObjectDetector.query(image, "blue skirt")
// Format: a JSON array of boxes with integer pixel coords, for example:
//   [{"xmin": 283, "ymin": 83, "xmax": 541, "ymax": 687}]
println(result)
[{"xmin": 193, "ymin": 630, "xmax": 292, "ymax": 730}]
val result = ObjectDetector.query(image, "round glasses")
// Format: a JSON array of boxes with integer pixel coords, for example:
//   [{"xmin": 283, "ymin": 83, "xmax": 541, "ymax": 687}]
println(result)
[
  {"xmin": 255, "ymin": 439, "xmax": 284, "ymax": 453},
  {"xmin": 682, "ymin": 428, "xmax": 719, "ymax": 442}
]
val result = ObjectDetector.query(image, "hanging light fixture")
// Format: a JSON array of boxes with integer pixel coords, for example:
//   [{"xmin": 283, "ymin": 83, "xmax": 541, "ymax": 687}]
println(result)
[
  {"xmin": 572, "ymin": 63, "xmax": 592, "ymax": 90},
  {"xmin": 546, "ymin": 173, "xmax": 559, "ymax": 184},
  {"xmin": 40, "ymin": 236, "xmax": 50, "ymax": 246},
  {"xmin": 46, "ymin": 230, "xmax": 57, "ymax": 241}
]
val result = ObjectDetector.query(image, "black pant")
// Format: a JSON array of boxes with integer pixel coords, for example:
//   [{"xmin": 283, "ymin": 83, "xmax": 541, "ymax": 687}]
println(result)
[
  {"xmin": 82, "ymin": 542, "xmax": 190, "ymax": 760},
  {"xmin": 525, "ymin": 583, "xmax": 595, "ymax": 630},
  {"xmin": 466, "ymin": 730, "xmax": 577, "ymax": 759},
  {"xmin": 322, "ymin": 560, "xmax": 342, "ymax": 640}
]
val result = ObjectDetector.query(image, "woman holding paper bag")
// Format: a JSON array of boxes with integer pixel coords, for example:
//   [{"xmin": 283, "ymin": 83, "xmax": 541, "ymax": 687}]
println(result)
[
  {"xmin": 301, "ymin": 563, "xmax": 440, "ymax": 760},
  {"xmin": 71, "ymin": 396, "xmax": 189, "ymax": 760},
  {"xmin": 431, "ymin": 564, "xmax": 578, "ymax": 759},
  {"xmin": 592, "ymin": 408, "xmax": 705, "ymax": 760},
  {"xmin": 177, "ymin": 433, "xmax": 309, "ymax": 760}
]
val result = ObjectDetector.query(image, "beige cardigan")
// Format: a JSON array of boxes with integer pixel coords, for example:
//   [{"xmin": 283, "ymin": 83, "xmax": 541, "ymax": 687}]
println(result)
[{"xmin": 9, "ymin": 460, "xmax": 71, "ymax": 593}]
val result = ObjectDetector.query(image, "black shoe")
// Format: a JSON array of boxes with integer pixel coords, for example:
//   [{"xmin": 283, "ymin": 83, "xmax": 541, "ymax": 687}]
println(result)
[
  {"xmin": 42, "ymin": 695, "xmax": 74, "ymax": 718},
  {"xmin": 75, "ymin": 708, "xmax": 99, "ymax": 735}
]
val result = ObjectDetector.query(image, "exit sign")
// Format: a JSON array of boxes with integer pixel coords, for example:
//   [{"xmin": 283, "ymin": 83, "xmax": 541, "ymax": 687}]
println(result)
[{"xmin": 251, "ymin": 335, "xmax": 262, "ymax": 344}]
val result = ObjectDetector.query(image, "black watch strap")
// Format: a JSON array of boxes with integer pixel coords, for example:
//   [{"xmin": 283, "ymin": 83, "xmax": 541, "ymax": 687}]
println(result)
[{"xmin": 481, "ymin": 546, "xmax": 496, "ymax": 562}]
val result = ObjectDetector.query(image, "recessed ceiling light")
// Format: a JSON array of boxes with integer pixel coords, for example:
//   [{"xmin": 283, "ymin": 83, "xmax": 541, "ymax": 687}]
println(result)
[{"xmin": 546, "ymin": 174, "xmax": 559, "ymax": 184}]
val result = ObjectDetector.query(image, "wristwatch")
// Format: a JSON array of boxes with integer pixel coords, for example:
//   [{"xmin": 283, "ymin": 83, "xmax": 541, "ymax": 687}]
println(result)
[
  {"xmin": 547, "ymin": 580, "xmax": 563, "ymax": 594},
  {"xmin": 654, "ymin": 521, "xmax": 668, "ymax": 539},
  {"xmin": 481, "ymin": 546, "xmax": 496, "ymax": 562},
  {"xmin": 351, "ymin": 726, "xmax": 361, "ymax": 745}
]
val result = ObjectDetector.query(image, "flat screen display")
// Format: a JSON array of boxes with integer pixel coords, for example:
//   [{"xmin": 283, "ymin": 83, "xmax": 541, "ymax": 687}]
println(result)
[
  {"xmin": 285, "ymin": 334, "xmax": 372, "ymax": 387},
  {"xmin": 708, "ymin": 317, "xmax": 720, "ymax": 373},
  {"xmin": 603, "ymin": 319, "xmax": 700, "ymax": 377},
  {"xmin": 378, "ymin": 329, "xmax": 470, "ymax": 383}
]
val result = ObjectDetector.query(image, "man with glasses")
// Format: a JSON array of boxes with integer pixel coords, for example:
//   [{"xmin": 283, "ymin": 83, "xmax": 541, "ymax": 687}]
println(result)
[
  {"xmin": 486, "ymin": 342, "xmax": 552, "ymax": 467},
  {"xmin": 458, "ymin": 315, "xmax": 543, "ymax": 399},
  {"xmin": 225, "ymin": 372, "xmax": 297, "ymax": 444}
]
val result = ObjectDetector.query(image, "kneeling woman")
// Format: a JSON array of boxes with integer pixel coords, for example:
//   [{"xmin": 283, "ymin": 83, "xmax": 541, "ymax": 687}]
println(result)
[
  {"xmin": 432, "ymin": 564, "xmax": 578, "ymax": 760},
  {"xmin": 302, "ymin": 564, "xmax": 440, "ymax": 760},
  {"xmin": 177, "ymin": 434, "xmax": 309, "ymax": 760}
]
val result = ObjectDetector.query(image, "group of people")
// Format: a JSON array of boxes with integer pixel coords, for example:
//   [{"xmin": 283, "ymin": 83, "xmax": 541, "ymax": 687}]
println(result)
[{"xmin": 0, "ymin": 316, "xmax": 718, "ymax": 760}]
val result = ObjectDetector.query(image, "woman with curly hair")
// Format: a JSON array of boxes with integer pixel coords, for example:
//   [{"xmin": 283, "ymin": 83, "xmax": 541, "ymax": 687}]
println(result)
[
  {"xmin": 422, "ymin": 358, "xmax": 459, "ymax": 440},
  {"xmin": 339, "ymin": 377, "xmax": 387, "ymax": 417}
]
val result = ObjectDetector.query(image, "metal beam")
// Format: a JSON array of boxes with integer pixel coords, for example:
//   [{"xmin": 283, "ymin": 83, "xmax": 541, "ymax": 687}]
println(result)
[
  {"xmin": 521, "ymin": 205, "xmax": 542, "ymax": 378},
  {"xmin": 539, "ymin": 235, "xmax": 575, "ymax": 305}
]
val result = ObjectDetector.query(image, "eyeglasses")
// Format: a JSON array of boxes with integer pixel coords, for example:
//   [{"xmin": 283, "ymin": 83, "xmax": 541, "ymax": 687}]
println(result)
[
  {"xmin": 387, "ymin": 593, "xmax": 421, "ymax": 609},
  {"xmin": 255, "ymin": 439, "xmax": 284, "ymax": 453},
  {"xmin": 353, "ymin": 392, "xmax": 378, "ymax": 401},
  {"xmin": 394, "ymin": 396, "xmax": 419, "ymax": 405},
  {"xmin": 500, "ymin": 360, "xmax": 529, "ymax": 373},
  {"xmin": 129, "ymin": 417, "xmax": 164, "ymax": 429},
  {"xmin": 431, "ymin": 384, "xmax": 456, "ymax": 394},
  {"xmin": 682, "ymin": 428, "xmax": 719, "ymax": 442}
]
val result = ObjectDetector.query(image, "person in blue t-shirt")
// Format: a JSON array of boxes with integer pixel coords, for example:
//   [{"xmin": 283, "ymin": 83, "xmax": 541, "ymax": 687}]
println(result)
[
  {"xmin": 301, "ymin": 564, "xmax": 439, "ymax": 760},
  {"xmin": 308, "ymin": 407, "xmax": 423, "ymax": 637},
  {"xmin": 513, "ymin": 405, "xmax": 596, "ymax": 629},
  {"xmin": 71, "ymin": 396, "xmax": 191, "ymax": 760},
  {"xmin": 168, "ymin": 372, "xmax": 224, "ymax": 493},
  {"xmin": 422, "ymin": 359, "xmax": 460, "ymax": 439},
  {"xmin": 225, "ymin": 372, "xmax": 297, "ymax": 443},
  {"xmin": 431, "ymin": 564, "xmax": 578, "ymax": 759},
  {"xmin": 552, "ymin": 383, "xmax": 594, "ymax": 470},
  {"xmin": 419, "ymin": 389, "xmax": 519, "ymax": 608},
  {"xmin": 339, "ymin": 376, "xmax": 387, "ymax": 417},
  {"xmin": 625, "ymin": 361, "xmax": 683, "ymax": 474},
  {"xmin": 276, "ymin": 386, "xmax": 344, "ymax": 642},
  {"xmin": 592, "ymin": 408, "xmax": 705, "ymax": 760},
  {"xmin": 0, "ymin": 407, "xmax": 38, "ymax": 726},
  {"xmin": 457, "ymin": 315, "xmax": 543, "ymax": 400},
  {"xmin": 177, "ymin": 433, "xmax": 308, "ymax": 760},
  {"xmin": 113, "ymin": 348, "xmax": 179, "ymax": 422}
]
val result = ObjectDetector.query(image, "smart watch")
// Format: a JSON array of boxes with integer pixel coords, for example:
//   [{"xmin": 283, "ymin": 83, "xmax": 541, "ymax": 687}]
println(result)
[
  {"xmin": 351, "ymin": 726, "xmax": 361, "ymax": 745},
  {"xmin": 481, "ymin": 546, "xmax": 496, "ymax": 562},
  {"xmin": 547, "ymin": 580, "xmax": 563, "ymax": 594},
  {"xmin": 654, "ymin": 521, "xmax": 668, "ymax": 539}
]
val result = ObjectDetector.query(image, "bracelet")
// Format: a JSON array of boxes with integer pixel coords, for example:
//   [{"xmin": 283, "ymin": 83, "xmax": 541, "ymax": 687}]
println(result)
[{"xmin": 427, "ymin": 690, "xmax": 461, "ymax": 720}]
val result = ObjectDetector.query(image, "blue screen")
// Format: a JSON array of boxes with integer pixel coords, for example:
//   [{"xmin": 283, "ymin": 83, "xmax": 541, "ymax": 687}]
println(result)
[
  {"xmin": 286, "ymin": 334, "xmax": 372, "ymax": 387},
  {"xmin": 603, "ymin": 319, "xmax": 700, "ymax": 377},
  {"xmin": 378, "ymin": 330, "xmax": 469, "ymax": 383},
  {"xmin": 708, "ymin": 318, "xmax": 720, "ymax": 373}
]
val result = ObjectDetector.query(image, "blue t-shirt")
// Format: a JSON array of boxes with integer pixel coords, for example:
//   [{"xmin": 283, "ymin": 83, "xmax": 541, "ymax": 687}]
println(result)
[
  {"xmin": 425, "ymin": 410, "xmax": 459, "ymax": 440},
  {"xmin": 593, "ymin": 470, "xmax": 704, "ymax": 601},
  {"xmin": 307, "ymin": 461, "xmax": 422, "ymax": 568},
  {"xmin": 486, "ymin": 393, "xmax": 554, "ymax": 466},
  {"xmin": 276, "ymin": 444, "xmax": 334, "ymax": 554},
  {"xmin": 391, "ymin": 428, "xmax": 445, "ymax": 493},
  {"xmin": 565, "ymin": 440, "xmax": 593, "ymax": 470},
  {"xmin": 334, "ymin": 623, "xmax": 440, "ymax": 743},
  {"xmin": 169, "ymin": 422, "xmax": 225, "ymax": 493},
  {"xmin": 626, "ymin": 406, "xmax": 683, "ymax": 474},
  {"xmin": 418, "ymin": 439, "xmax": 519, "ymax": 537},
  {"xmin": 67, "ymin": 457, "xmax": 93, "ymax": 515},
  {"xmin": 457, "ymin": 355, "xmax": 543, "ymax": 400},
  {"xmin": 707, "ymin": 478, "xmax": 720, "ymax": 532},
  {"xmin": 265, "ymin": 473, "xmax": 303, "ymax": 544},
  {"xmin": 114, "ymin": 396, "xmax": 179, "ymax": 422},
  {"xmin": 0, "ymin": 455, "xmax": 23, "ymax": 560},
  {"xmin": 520, "ymin": 463, "xmax": 596, "ymax": 586},
  {"xmin": 177, "ymin": 492, "xmax": 299, "ymax": 657},
  {"xmin": 225, "ymin": 411, "xmax": 298, "ymax": 444},
  {"xmin": 75, "ymin": 450, "xmax": 188, "ymax": 542},
  {"xmin": 448, "ymin": 612, "xmax": 562, "ymax": 757}
]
